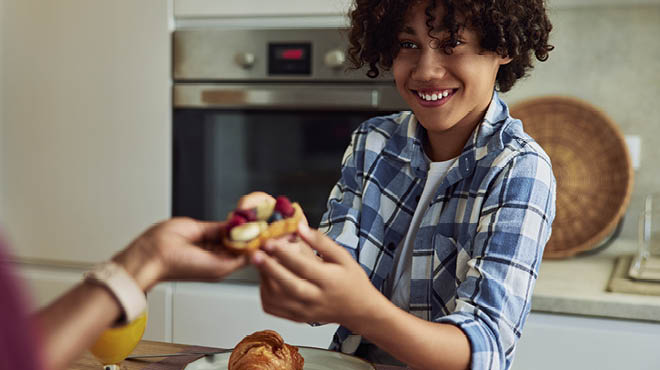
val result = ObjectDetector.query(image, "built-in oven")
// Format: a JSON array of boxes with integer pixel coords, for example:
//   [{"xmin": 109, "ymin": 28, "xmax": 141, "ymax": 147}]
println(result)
[{"xmin": 172, "ymin": 28, "xmax": 407, "ymax": 227}]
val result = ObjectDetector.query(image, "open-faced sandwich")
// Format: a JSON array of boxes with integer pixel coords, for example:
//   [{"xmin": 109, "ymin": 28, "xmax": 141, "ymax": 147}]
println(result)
[{"xmin": 223, "ymin": 191, "xmax": 303, "ymax": 254}]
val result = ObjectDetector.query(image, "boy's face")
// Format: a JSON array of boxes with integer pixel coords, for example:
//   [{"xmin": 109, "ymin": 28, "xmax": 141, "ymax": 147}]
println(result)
[{"xmin": 392, "ymin": 2, "xmax": 511, "ymax": 157}]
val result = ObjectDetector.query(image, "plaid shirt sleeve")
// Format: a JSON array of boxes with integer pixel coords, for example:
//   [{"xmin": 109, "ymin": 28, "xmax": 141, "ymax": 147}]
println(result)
[
  {"xmin": 435, "ymin": 149, "xmax": 556, "ymax": 370},
  {"xmin": 319, "ymin": 124, "xmax": 364, "ymax": 261}
]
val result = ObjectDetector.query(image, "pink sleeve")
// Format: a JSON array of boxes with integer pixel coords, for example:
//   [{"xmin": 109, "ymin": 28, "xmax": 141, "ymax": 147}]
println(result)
[{"xmin": 0, "ymin": 235, "xmax": 42, "ymax": 370}]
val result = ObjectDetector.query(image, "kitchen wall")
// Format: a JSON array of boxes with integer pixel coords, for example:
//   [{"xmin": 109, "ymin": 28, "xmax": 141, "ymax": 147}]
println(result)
[
  {"xmin": 502, "ymin": 4, "xmax": 660, "ymax": 240},
  {"xmin": 0, "ymin": 0, "xmax": 171, "ymax": 264}
]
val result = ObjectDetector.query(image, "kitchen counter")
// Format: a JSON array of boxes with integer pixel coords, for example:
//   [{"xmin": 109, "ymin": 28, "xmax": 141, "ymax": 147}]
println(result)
[{"xmin": 531, "ymin": 238, "xmax": 660, "ymax": 322}]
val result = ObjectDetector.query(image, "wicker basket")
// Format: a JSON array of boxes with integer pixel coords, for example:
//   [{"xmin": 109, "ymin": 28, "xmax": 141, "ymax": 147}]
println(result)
[{"xmin": 510, "ymin": 96, "xmax": 634, "ymax": 259}]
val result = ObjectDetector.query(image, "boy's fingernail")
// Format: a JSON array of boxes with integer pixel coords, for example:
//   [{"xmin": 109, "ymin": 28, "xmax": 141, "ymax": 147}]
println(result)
[
  {"xmin": 298, "ymin": 220, "xmax": 310, "ymax": 234},
  {"xmin": 252, "ymin": 251, "xmax": 264, "ymax": 264},
  {"xmin": 263, "ymin": 241, "xmax": 275, "ymax": 252}
]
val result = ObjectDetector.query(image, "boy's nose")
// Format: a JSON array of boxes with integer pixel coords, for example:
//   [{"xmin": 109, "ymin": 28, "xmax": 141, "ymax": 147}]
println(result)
[{"xmin": 411, "ymin": 51, "xmax": 446, "ymax": 82}]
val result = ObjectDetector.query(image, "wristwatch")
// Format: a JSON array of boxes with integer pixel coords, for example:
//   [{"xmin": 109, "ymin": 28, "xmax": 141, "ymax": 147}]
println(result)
[{"xmin": 83, "ymin": 261, "xmax": 147, "ymax": 324}]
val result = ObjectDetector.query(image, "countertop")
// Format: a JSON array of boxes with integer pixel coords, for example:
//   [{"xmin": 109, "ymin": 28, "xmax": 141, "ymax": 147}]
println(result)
[{"xmin": 531, "ymin": 238, "xmax": 660, "ymax": 322}]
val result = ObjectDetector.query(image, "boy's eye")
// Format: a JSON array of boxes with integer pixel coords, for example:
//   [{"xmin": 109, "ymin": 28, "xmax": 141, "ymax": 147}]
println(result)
[
  {"xmin": 444, "ymin": 39, "xmax": 464, "ymax": 48},
  {"xmin": 438, "ymin": 38, "xmax": 465, "ymax": 54},
  {"xmin": 399, "ymin": 40, "xmax": 418, "ymax": 49}
]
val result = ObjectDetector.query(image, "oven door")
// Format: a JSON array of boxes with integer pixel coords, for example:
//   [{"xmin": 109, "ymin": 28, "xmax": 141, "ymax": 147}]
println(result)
[{"xmin": 172, "ymin": 83, "xmax": 406, "ymax": 227}]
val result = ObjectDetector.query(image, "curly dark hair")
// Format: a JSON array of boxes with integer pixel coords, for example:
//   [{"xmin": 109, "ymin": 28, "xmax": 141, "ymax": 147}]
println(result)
[{"xmin": 347, "ymin": 0, "xmax": 554, "ymax": 92}]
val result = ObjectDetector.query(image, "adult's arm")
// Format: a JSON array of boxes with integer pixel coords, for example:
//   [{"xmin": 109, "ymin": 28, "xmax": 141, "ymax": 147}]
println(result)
[{"xmin": 34, "ymin": 217, "xmax": 247, "ymax": 370}]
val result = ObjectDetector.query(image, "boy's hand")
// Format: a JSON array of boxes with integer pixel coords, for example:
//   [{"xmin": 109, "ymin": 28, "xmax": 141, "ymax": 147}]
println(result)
[{"xmin": 252, "ymin": 222, "xmax": 380, "ymax": 329}]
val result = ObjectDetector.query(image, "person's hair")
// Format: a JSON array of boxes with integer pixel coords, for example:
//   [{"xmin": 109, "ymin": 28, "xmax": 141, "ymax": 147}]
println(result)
[{"xmin": 347, "ymin": 0, "xmax": 554, "ymax": 92}]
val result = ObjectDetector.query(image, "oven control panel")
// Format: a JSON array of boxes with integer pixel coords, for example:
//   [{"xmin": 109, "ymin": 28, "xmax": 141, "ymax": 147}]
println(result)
[{"xmin": 173, "ymin": 28, "xmax": 390, "ymax": 82}]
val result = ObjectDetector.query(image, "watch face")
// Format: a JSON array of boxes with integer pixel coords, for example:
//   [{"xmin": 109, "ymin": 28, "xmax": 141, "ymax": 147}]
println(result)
[
  {"xmin": 99, "ymin": 264, "xmax": 114, "ymax": 279},
  {"xmin": 92, "ymin": 262, "xmax": 119, "ymax": 280}
]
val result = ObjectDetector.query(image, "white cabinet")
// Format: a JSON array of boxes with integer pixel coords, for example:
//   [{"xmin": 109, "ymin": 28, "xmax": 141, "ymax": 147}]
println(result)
[
  {"xmin": 174, "ymin": 0, "xmax": 352, "ymax": 18},
  {"xmin": 0, "ymin": 0, "xmax": 171, "ymax": 265},
  {"xmin": 173, "ymin": 0, "xmax": 660, "ymax": 20},
  {"xmin": 512, "ymin": 313, "xmax": 660, "ymax": 370},
  {"xmin": 171, "ymin": 282, "xmax": 338, "ymax": 348},
  {"xmin": 549, "ymin": 0, "xmax": 660, "ymax": 7}
]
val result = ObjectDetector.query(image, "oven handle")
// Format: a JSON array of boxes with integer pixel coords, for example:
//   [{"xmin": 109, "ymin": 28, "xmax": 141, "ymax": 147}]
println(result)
[{"xmin": 173, "ymin": 84, "xmax": 406, "ymax": 111}]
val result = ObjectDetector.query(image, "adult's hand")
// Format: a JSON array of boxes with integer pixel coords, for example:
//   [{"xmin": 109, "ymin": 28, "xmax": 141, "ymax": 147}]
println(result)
[
  {"xmin": 252, "ymin": 222, "xmax": 380, "ymax": 330},
  {"xmin": 113, "ymin": 217, "xmax": 248, "ymax": 292}
]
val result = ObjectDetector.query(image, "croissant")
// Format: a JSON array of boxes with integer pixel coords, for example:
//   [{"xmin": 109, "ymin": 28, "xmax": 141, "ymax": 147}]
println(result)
[
  {"xmin": 228, "ymin": 330, "xmax": 304, "ymax": 370},
  {"xmin": 223, "ymin": 192, "xmax": 303, "ymax": 254}
]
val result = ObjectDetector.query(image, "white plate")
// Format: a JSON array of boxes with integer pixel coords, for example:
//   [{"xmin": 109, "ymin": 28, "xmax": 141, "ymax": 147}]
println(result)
[{"xmin": 183, "ymin": 346, "xmax": 375, "ymax": 370}]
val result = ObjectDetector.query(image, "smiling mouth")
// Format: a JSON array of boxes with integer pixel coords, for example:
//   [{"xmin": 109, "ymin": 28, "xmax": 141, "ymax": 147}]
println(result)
[{"xmin": 412, "ymin": 88, "xmax": 457, "ymax": 103}]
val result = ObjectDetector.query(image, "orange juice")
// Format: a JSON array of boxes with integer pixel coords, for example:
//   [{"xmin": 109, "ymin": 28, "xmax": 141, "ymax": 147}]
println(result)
[{"xmin": 90, "ymin": 311, "xmax": 148, "ymax": 365}]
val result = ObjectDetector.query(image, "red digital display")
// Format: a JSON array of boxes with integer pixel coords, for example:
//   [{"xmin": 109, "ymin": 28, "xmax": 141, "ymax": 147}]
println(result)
[
  {"xmin": 279, "ymin": 48, "xmax": 305, "ymax": 60},
  {"xmin": 268, "ymin": 43, "xmax": 311, "ymax": 75}
]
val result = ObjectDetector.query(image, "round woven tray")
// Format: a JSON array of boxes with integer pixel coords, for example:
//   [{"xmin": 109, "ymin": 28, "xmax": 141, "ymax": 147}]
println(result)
[{"xmin": 510, "ymin": 96, "xmax": 634, "ymax": 259}]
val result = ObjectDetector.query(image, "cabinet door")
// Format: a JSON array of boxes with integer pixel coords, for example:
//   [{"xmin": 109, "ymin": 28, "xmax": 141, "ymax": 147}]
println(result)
[
  {"xmin": 174, "ymin": 0, "xmax": 352, "ymax": 17},
  {"xmin": 1, "ymin": 0, "xmax": 171, "ymax": 264},
  {"xmin": 172, "ymin": 282, "xmax": 338, "ymax": 348},
  {"xmin": 512, "ymin": 312, "xmax": 660, "ymax": 370}
]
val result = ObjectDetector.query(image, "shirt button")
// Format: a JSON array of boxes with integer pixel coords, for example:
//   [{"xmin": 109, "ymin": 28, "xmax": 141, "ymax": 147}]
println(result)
[
  {"xmin": 415, "ymin": 195, "xmax": 421, "ymax": 202},
  {"xmin": 387, "ymin": 242, "xmax": 396, "ymax": 251}
]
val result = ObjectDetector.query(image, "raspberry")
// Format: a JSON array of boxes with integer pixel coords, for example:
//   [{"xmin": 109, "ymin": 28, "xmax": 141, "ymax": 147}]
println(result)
[
  {"xmin": 274, "ymin": 196, "xmax": 294, "ymax": 217},
  {"xmin": 227, "ymin": 213, "xmax": 247, "ymax": 231},
  {"xmin": 234, "ymin": 208, "xmax": 257, "ymax": 222}
]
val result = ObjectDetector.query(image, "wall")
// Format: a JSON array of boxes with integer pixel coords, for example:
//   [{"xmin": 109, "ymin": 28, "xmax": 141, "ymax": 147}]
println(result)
[
  {"xmin": 0, "ymin": 0, "xmax": 171, "ymax": 264},
  {"xmin": 502, "ymin": 5, "xmax": 660, "ymax": 240}
]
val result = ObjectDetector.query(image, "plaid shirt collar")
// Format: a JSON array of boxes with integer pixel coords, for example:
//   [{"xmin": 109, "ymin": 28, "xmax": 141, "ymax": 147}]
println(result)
[{"xmin": 382, "ymin": 90, "xmax": 510, "ymax": 183}]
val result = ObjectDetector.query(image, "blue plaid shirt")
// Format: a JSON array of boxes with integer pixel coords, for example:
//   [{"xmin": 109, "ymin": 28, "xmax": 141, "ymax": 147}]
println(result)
[{"xmin": 319, "ymin": 92, "xmax": 556, "ymax": 370}]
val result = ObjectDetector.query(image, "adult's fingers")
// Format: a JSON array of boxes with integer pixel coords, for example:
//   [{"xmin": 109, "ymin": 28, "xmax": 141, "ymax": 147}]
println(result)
[
  {"xmin": 296, "ymin": 222, "xmax": 352, "ymax": 265},
  {"xmin": 169, "ymin": 218, "xmax": 227, "ymax": 244},
  {"xmin": 165, "ymin": 247, "xmax": 247, "ymax": 280}
]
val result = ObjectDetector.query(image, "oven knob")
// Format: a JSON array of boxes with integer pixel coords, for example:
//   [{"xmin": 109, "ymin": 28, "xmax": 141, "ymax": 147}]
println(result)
[
  {"xmin": 324, "ymin": 49, "xmax": 346, "ymax": 69},
  {"xmin": 235, "ymin": 52, "xmax": 256, "ymax": 69}
]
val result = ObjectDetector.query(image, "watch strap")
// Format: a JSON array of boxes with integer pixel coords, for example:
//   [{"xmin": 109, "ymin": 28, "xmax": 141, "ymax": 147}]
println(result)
[{"xmin": 84, "ymin": 261, "xmax": 147, "ymax": 324}]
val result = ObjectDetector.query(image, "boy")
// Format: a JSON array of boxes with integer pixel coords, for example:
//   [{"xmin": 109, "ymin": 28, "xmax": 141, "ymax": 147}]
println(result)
[{"xmin": 252, "ymin": 0, "xmax": 556, "ymax": 369}]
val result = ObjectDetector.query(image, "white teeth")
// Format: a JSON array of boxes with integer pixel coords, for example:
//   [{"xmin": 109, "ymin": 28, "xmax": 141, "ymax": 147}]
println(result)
[{"xmin": 418, "ymin": 89, "xmax": 452, "ymax": 101}]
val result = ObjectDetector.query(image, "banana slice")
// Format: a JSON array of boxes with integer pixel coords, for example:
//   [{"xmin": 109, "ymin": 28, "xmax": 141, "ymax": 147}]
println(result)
[{"xmin": 229, "ymin": 221, "xmax": 268, "ymax": 242}]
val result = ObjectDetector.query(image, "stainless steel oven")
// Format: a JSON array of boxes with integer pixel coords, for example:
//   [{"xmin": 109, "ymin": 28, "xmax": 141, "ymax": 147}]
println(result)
[{"xmin": 172, "ymin": 28, "xmax": 407, "ymax": 226}]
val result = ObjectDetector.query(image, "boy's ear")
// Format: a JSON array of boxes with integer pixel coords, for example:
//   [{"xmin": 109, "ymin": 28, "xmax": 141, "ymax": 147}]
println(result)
[{"xmin": 499, "ymin": 55, "xmax": 513, "ymax": 65}]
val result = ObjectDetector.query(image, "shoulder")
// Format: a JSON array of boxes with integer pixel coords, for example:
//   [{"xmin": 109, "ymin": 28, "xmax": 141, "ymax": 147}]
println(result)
[
  {"xmin": 477, "ymin": 93, "xmax": 552, "ymax": 171},
  {"xmin": 355, "ymin": 111, "xmax": 411, "ymax": 138},
  {"xmin": 503, "ymin": 118, "xmax": 550, "ymax": 162},
  {"xmin": 351, "ymin": 111, "xmax": 413, "ymax": 150},
  {"xmin": 479, "ymin": 113, "xmax": 554, "ymax": 187}
]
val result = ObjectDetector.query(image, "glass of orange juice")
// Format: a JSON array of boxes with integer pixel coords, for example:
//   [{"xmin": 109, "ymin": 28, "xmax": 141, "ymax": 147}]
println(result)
[{"xmin": 90, "ymin": 310, "xmax": 148, "ymax": 370}]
